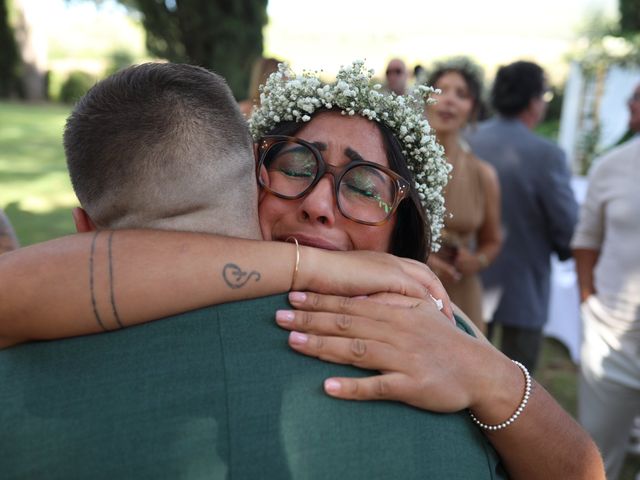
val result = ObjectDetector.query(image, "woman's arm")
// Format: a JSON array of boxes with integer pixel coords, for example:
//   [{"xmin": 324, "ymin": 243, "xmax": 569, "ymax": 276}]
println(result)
[
  {"xmin": 276, "ymin": 292, "xmax": 605, "ymax": 480},
  {"xmin": 0, "ymin": 229, "xmax": 450, "ymax": 347},
  {"xmin": 455, "ymin": 161, "xmax": 503, "ymax": 275}
]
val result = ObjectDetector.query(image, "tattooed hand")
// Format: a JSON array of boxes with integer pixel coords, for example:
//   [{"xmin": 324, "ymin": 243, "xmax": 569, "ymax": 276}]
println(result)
[{"xmin": 0, "ymin": 210, "xmax": 19, "ymax": 255}]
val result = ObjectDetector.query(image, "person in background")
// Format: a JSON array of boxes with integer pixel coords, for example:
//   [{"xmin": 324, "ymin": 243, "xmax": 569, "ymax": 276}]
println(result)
[
  {"xmin": 424, "ymin": 57, "xmax": 502, "ymax": 333},
  {"xmin": 384, "ymin": 58, "xmax": 408, "ymax": 95},
  {"xmin": 467, "ymin": 60, "xmax": 578, "ymax": 373},
  {"xmin": 238, "ymin": 56, "xmax": 282, "ymax": 117},
  {"xmin": 0, "ymin": 209, "xmax": 19, "ymax": 254},
  {"xmin": 572, "ymin": 80, "xmax": 640, "ymax": 480}
]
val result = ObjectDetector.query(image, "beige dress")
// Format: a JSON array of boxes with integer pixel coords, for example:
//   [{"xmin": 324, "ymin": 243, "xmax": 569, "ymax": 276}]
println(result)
[{"xmin": 437, "ymin": 150, "xmax": 486, "ymax": 329}]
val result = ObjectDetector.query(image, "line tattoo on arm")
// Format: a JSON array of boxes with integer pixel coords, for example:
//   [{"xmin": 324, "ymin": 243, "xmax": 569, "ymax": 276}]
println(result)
[
  {"xmin": 108, "ymin": 231, "xmax": 124, "ymax": 328},
  {"xmin": 222, "ymin": 263, "xmax": 261, "ymax": 289},
  {"xmin": 89, "ymin": 231, "xmax": 109, "ymax": 332}
]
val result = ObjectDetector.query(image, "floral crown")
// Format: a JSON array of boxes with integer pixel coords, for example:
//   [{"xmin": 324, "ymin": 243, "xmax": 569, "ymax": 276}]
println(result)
[
  {"xmin": 428, "ymin": 56, "xmax": 485, "ymax": 91},
  {"xmin": 249, "ymin": 60, "xmax": 450, "ymax": 251}
]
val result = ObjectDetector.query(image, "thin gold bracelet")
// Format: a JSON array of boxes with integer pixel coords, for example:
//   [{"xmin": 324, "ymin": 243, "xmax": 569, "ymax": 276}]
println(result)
[{"xmin": 287, "ymin": 237, "xmax": 300, "ymax": 291}]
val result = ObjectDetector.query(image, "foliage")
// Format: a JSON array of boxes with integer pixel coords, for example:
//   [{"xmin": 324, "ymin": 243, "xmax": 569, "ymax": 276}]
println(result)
[
  {"xmin": 0, "ymin": 102, "xmax": 75, "ymax": 245},
  {"xmin": 0, "ymin": 0, "xmax": 21, "ymax": 98},
  {"xmin": 98, "ymin": 0, "xmax": 269, "ymax": 99},
  {"xmin": 59, "ymin": 71, "xmax": 95, "ymax": 104},
  {"xmin": 104, "ymin": 48, "xmax": 136, "ymax": 76},
  {"xmin": 620, "ymin": 0, "xmax": 640, "ymax": 34}
]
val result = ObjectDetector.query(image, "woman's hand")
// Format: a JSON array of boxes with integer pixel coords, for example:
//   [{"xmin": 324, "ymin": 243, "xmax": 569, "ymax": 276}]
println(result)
[
  {"xmin": 275, "ymin": 291, "xmax": 518, "ymax": 415},
  {"xmin": 453, "ymin": 246, "xmax": 482, "ymax": 276},
  {"xmin": 298, "ymin": 248, "xmax": 454, "ymax": 320},
  {"xmin": 427, "ymin": 254, "xmax": 461, "ymax": 284}
]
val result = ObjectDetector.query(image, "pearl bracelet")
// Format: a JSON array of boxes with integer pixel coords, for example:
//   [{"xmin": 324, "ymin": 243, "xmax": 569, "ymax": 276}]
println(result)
[{"xmin": 468, "ymin": 360, "xmax": 532, "ymax": 431}]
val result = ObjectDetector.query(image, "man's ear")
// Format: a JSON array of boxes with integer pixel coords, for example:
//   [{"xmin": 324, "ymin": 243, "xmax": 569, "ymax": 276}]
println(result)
[{"xmin": 72, "ymin": 207, "xmax": 97, "ymax": 233}]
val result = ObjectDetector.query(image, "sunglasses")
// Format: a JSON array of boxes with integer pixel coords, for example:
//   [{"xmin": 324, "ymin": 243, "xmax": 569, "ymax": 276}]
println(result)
[{"xmin": 256, "ymin": 135, "xmax": 410, "ymax": 225}]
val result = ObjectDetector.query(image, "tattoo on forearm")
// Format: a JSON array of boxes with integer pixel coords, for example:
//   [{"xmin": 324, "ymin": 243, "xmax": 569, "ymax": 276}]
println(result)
[
  {"xmin": 89, "ymin": 232, "xmax": 109, "ymax": 332},
  {"xmin": 222, "ymin": 263, "xmax": 261, "ymax": 289},
  {"xmin": 108, "ymin": 231, "xmax": 124, "ymax": 328}
]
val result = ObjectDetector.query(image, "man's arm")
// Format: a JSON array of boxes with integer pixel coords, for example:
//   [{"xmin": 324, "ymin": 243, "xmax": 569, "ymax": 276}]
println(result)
[
  {"xmin": 539, "ymin": 147, "xmax": 578, "ymax": 260},
  {"xmin": 573, "ymin": 248, "xmax": 599, "ymax": 302},
  {"xmin": 0, "ymin": 210, "xmax": 19, "ymax": 255}
]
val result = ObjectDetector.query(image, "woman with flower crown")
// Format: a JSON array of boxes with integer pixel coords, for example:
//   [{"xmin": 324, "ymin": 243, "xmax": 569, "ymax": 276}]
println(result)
[
  {"xmin": 424, "ymin": 57, "xmax": 503, "ymax": 333},
  {"xmin": 0, "ymin": 61, "xmax": 603, "ymax": 478}
]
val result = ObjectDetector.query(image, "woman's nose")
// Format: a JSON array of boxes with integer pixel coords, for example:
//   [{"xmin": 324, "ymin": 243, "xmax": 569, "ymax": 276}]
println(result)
[{"xmin": 298, "ymin": 175, "xmax": 337, "ymax": 226}]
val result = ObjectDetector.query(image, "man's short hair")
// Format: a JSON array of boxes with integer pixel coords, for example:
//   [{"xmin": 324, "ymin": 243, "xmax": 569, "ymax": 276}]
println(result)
[
  {"xmin": 491, "ymin": 61, "xmax": 546, "ymax": 117},
  {"xmin": 64, "ymin": 63, "xmax": 259, "ymax": 237}
]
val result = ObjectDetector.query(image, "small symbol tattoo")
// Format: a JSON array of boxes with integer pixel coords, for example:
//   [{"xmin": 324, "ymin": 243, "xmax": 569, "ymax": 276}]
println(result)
[{"xmin": 222, "ymin": 263, "xmax": 261, "ymax": 289}]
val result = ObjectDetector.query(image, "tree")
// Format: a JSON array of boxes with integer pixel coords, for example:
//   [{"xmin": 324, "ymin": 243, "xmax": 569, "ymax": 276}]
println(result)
[
  {"xmin": 0, "ymin": 0, "xmax": 21, "ymax": 98},
  {"xmin": 619, "ymin": 0, "xmax": 640, "ymax": 34},
  {"xmin": 116, "ymin": 0, "xmax": 269, "ymax": 99}
]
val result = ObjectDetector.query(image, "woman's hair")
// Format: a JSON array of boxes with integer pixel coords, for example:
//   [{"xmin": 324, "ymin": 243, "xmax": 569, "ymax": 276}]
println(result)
[
  {"xmin": 491, "ymin": 61, "xmax": 545, "ymax": 117},
  {"xmin": 264, "ymin": 110, "xmax": 430, "ymax": 262},
  {"xmin": 427, "ymin": 61, "xmax": 484, "ymax": 123}
]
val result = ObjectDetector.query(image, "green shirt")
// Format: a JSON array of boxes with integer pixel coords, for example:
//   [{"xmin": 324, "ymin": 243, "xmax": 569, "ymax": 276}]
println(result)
[{"xmin": 0, "ymin": 294, "xmax": 506, "ymax": 479}]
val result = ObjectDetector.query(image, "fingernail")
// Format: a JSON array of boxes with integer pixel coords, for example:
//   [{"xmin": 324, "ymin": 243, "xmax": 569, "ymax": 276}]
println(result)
[
  {"xmin": 324, "ymin": 379, "xmax": 341, "ymax": 394},
  {"xmin": 289, "ymin": 331, "xmax": 308, "ymax": 345},
  {"xmin": 289, "ymin": 291, "xmax": 307, "ymax": 303},
  {"xmin": 275, "ymin": 310, "xmax": 295, "ymax": 325}
]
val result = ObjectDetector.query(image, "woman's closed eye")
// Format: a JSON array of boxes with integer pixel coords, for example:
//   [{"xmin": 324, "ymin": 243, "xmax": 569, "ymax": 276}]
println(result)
[{"xmin": 270, "ymin": 148, "xmax": 316, "ymax": 178}]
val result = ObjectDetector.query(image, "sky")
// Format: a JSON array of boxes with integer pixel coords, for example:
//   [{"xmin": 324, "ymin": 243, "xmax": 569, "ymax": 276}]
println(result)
[
  {"xmin": 264, "ymin": 0, "xmax": 618, "ymax": 80},
  {"xmin": 20, "ymin": 0, "xmax": 619, "ymax": 82}
]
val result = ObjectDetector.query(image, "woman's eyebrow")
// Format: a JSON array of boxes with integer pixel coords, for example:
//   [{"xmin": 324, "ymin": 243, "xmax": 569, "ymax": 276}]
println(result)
[
  {"xmin": 345, "ymin": 148, "xmax": 387, "ymax": 180},
  {"xmin": 345, "ymin": 147, "xmax": 366, "ymax": 163}
]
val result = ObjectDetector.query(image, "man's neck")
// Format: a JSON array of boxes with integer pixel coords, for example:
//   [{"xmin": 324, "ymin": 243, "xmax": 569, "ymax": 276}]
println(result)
[{"xmin": 516, "ymin": 110, "xmax": 537, "ymax": 130}]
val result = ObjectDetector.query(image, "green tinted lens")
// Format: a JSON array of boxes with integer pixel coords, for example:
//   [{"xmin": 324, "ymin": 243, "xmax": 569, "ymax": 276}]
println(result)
[
  {"xmin": 263, "ymin": 141, "xmax": 318, "ymax": 197},
  {"xmin": 339, "ymin": 165, "xmax": 396, "ymax": 223}
]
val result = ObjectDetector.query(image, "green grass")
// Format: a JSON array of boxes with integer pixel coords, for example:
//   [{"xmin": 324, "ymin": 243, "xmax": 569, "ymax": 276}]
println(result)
[
  {"xmin": 0, "ymin": 101, "xmax": 76, "ymax": 245},
  {"xmin": 1, "ymin": 101, "xmax": 638, "ymax": 478}
]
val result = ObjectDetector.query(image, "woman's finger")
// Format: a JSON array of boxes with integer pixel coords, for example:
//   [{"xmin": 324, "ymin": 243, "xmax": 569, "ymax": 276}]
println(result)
[
  {"xmin": 401, "ymin": 258, "xmax": 454, "ymax": 321},
  {"xmin": 286, "ymin": 331, "xmax": 406, "ymax": 372},
  {"xmin": 323, "ymin": 373, "xmax": 409, "ymax": 402},
  {"xmin": 275, "ymin": 309, "xmax": 396, "ymax": 343},
  {"xmin": 288, "ymin": 291, "xmax": 393, "ymax": 319}
]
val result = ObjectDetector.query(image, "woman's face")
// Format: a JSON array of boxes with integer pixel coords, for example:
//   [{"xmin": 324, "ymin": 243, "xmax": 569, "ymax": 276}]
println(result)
[
  {"xmin": 258, "ymin": 111, "xmax": 397, "ymax": 252},
  {"xmin": 426, "ymin": 71, "xmax": 474, "ymax": 136}
]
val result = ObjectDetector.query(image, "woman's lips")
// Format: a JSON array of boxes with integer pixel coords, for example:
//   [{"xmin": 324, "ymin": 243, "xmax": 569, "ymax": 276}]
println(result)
[
  {"xmin": 279, "ymin": 234, "xmax": 344, "ymax": 251},
  {"xmin": 437, "ymin": 111, "xmax": 455, "ymax": 121}
]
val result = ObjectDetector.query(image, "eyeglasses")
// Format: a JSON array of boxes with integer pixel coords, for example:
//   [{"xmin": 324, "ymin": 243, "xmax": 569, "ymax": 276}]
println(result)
[{"xmin": 256, "ymin": 135, "xmax": 410, "ymax": 225}]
